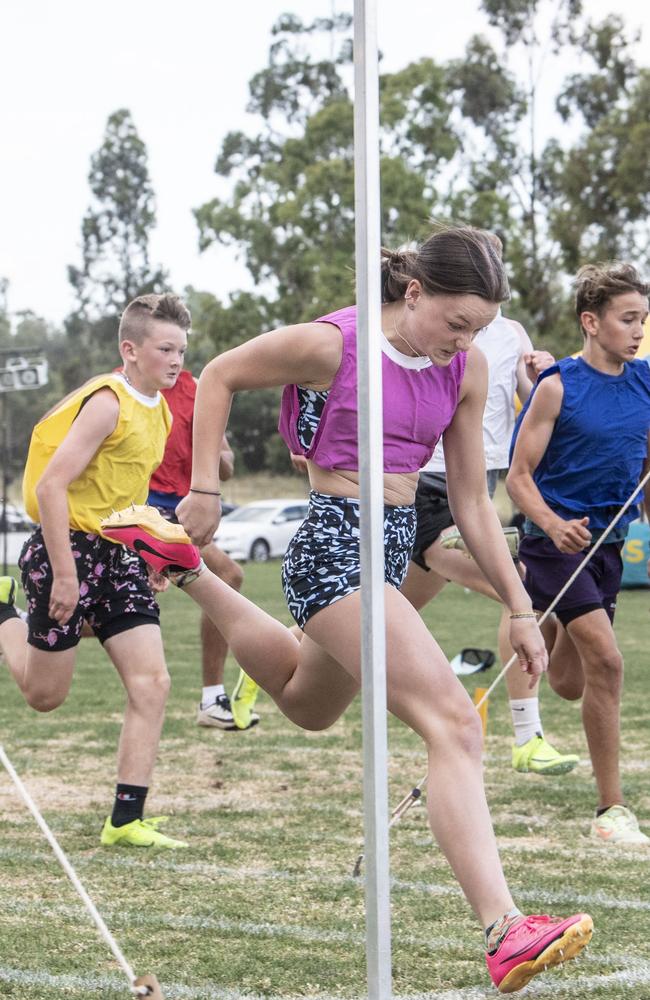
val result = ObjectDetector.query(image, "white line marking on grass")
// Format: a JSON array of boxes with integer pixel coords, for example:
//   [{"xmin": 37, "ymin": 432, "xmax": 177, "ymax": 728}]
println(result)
[
  {"xmin": 1, "ymin": 898, "xmax": 459, "ymax": 951},
  {"xmin": 3, "ymin": 959, "xmax": 650, "ymax": 1000},
  {"xmin": 3, "ymin": 844, "xmax": 650, "ymax": 914},
  {"xmin": 391, "ymin": 878, "xmax": 650, "ymax": 912}
]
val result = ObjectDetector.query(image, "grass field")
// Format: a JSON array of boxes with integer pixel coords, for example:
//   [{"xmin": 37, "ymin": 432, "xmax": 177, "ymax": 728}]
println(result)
[{"xmin": 1, "ymin": 563, "xmax": 650, "ymax": 999}]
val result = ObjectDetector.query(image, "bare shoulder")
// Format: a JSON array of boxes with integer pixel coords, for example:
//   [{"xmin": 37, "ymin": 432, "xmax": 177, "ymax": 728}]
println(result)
[
  {"xmin": 528, "ymin": 371, "xmax": 563, "ymax": 417},
  {"xmin": 78, "ymin": 385, "xmax": 121, "ymax": 428}
]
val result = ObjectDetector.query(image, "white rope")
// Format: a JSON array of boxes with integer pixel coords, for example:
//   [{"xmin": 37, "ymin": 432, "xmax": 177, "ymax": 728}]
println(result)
[
  {"xmin": 353, "ymin": 465, "xmax": 650, "ymax": 870},
  {"xmin": 0, "ymin": 745, "xmax": 149, "ymax": 997}
]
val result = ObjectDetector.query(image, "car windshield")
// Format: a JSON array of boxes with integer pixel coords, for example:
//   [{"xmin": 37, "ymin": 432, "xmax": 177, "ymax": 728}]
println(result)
[{"xmin": 223, "ymin": 506, "xmax": 273, "ymax": 523}]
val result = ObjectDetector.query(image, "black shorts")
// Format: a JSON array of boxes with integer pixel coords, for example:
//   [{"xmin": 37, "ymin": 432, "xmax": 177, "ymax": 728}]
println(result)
[
  {"xmin": 410, "ymin": 473, "xmax": 455, "ymax": 571},
  {"xmin": 19, "ymin": 528, "xmax": 159, "ymax": 652}
]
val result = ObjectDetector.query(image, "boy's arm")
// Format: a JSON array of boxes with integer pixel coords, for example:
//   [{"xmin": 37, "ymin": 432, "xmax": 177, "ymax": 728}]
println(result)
[
  {"xmin": 35, "ymin": 388, "xmax": 120, "ymax": 624},
  {"xmin": 506, "ymin": 375, "xmax": 592, "ymax": 553}
]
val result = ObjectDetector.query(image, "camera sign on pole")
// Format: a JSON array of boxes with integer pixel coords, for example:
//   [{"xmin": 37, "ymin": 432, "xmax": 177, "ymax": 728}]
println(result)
[{"xmin": 0, "ymin": 357, "xmax": 48, "ymax": 392}]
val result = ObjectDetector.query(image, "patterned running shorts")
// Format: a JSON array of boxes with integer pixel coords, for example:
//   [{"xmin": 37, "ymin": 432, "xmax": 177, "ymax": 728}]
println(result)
[
  {"xmin": 281, "ymin": 491, "xmax": 416, "ymax": 629},
  {"xmin": 19, "ymin": 528, "xmax": 160, "ymax": 651}
]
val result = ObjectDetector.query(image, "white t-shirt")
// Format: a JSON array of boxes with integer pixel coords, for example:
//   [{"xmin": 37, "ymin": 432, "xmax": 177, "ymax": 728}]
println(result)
[{"xmin": 423, "ymin": 311, "xmax": 533, "ymax": 474}]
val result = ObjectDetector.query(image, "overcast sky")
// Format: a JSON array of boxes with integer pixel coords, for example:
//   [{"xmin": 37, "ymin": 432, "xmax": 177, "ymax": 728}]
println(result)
[{"xmin": 1, "ymin": 0, "xmax": 648, "ymax": 325}]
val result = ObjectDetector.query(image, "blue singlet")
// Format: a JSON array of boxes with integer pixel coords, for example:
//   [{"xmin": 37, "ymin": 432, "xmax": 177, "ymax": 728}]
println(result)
[{"xmin": 511, "ymin": 356, "xmax": 650, "ymax": 539}]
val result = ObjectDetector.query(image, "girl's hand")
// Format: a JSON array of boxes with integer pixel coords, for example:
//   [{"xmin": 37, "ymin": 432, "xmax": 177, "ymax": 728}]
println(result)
[
  {"xmin": 176, "ymin": 492, "xmax": 222, "ymax": 548},
  {"xmin": 509, "ymin": 616, "xmax": 548, "ymax": 689}
]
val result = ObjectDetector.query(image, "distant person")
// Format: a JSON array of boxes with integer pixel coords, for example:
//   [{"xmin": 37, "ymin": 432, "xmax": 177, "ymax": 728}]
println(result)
[
  {"xmin": 147, "ymin": 367, "xmax": 259, "ymax": 731},
  {"xmin": 508, "ymin": 261, "xmax": 650, "ymax": 845},
  {"xmin": 401, "ymin": 235, "xmax": 578, "ymax": 776},
  {"xmin": 104, "ymin": 227, "xmax": 592, "ymax": 993},
  {"xmin": 0, "ymin": 293, "xmax": 191, "ymax": 849}
]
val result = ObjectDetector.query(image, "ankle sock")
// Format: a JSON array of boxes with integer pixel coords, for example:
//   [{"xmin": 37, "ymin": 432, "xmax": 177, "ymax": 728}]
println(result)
[
  {"xmin": 485, "ymin": 907, "xmax": 523, "ymax": 953},
  {"xmin": 111, "ymin": 784, "xmax": 148, "ymax": 828},
  {"xmin": 510, "ymin": 697, "xmax": 542, "ymax": 746},
  {"xmin": 201, "ymin": 683, "xmax": 225, "ymax": 708}
]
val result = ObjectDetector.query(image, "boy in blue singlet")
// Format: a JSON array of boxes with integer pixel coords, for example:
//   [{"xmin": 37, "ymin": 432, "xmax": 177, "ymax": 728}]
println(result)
[{"xmin": 507, "ymin": 262, "xmax": 650, "ymax": 845}]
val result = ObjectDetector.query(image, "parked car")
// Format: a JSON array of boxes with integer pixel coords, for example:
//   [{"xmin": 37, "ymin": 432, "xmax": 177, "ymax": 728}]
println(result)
[
  {"xmin": 214, "ymin": 498, "xmax": 309, "ymax": 562},
  {"xmin": 0, "ymin": 501, "xmax": 34, "ymax": 532}
]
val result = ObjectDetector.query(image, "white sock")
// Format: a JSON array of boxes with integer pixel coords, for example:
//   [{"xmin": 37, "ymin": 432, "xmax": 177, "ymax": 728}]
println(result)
[
  {"xmin": 201, "ymin": 684, "xmax": 225, "ymax": 708},
  {"xmin": 510, "ymin": 697, "xmax": 542, "ymax": 746}
]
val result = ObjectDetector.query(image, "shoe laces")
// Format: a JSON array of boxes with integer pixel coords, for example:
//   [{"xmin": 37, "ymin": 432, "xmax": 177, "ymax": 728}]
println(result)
[
  {"xmin": 215, "ymin": 693, "xmax": 232, "ymax": 711},
  {"xmin": 599, "ymin": 805, "xmax": 637, "ymax": 829}
]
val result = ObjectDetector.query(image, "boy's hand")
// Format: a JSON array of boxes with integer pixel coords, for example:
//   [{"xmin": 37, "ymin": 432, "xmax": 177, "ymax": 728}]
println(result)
[
  {"xmin": 523, "ymin": 350, "xmax": 555, "ymax": 382},
  {"xmin": 549, "ymin": 516, "xmax": 591, "ymax": 553},
  {"xmin": 49, "ymin": 575, "xmax": 80, "ymax": 624}
]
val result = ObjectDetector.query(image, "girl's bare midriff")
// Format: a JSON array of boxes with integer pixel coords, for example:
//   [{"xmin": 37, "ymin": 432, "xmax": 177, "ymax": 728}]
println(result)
[{"xmin": 307, "ymin": 461, "xmax": 419, "ymax": 507}]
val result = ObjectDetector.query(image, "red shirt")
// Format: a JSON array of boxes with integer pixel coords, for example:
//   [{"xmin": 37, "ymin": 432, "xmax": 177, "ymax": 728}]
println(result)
[{"xmin": 149, "ymin": 369, "xmax": 196, "ymax": 497}]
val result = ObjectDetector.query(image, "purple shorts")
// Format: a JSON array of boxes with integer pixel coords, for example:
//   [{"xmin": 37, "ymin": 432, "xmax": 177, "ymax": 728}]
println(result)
[{"xmin": 518, "ymin": 535, "xmax": 623, "ymax": 626}]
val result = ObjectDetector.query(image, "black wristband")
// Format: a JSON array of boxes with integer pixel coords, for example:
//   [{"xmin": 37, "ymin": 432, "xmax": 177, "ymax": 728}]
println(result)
[{"xmin": 189, "ymin": 488, "xmax": 222, "ymax": 496}]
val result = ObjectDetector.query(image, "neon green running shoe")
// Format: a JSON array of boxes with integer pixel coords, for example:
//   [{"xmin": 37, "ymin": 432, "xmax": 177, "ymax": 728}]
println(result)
[
  {"xmin": 100, "ymin": 816, "xmax": 188, "ymax": 849},
  {"xmin": 231, "ymin": 670, "xmax": 260, "ymax": 730},
  {"xmin": 512, "ymin": 733, "xmax": 579, "ymax": 775},
  {"xmin": 0, "ymin": 576, "xmax": 17, "ymax": 606}
]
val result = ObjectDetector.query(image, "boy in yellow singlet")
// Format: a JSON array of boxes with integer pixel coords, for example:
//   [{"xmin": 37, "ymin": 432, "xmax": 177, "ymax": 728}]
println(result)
[{"xmin": 0, "ymin": 293, "xmax": 190, "ymax": 849}]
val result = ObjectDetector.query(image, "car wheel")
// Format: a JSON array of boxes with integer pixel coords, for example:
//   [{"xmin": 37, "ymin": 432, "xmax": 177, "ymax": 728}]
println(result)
[{"xmin": 250, "ymin": 538, "xmax": 270, "ymax": 562}]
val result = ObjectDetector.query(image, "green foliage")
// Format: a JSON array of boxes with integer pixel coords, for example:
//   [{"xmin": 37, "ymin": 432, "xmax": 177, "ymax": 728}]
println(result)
[
  {"xmin": 194, "ymin": 5, "xmax": 648, "ymax": 369},
  {"xmin": 68, "ymin": 109, "xmax": 168, "ymax": 319},
  {"xmin": 229, "ymin": 387, "xmax": 284, "ymax": 473},
  {"xmin": 549, "ymin": 68, "xmax": 650, "ymax": 274}
]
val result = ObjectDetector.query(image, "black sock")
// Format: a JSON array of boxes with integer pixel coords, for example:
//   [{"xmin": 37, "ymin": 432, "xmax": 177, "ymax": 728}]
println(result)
[
  {"xmin": 111, "ymin": 784, "xmax": 148, "ymax": 827},
  {"xmin": 596, "ymin": 804, "xmax": 621, "ymax": 817}
]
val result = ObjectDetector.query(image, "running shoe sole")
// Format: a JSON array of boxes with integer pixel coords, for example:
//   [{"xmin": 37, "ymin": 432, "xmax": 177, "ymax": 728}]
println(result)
[{"xmin": 497, "ymin": 915, "xmax": 593, "ymax": 993}]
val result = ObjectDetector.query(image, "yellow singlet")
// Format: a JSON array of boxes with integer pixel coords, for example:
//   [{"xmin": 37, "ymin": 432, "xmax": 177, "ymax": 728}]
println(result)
[{"xmin": 23, "ymin": 373, "xmax": 172, "ymax": 536}]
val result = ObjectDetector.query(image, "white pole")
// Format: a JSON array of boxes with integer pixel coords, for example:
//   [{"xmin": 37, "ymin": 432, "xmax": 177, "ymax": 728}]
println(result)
[{"xmin": 353, "ymin": 2, "xmax": 392, "ymax": 998}]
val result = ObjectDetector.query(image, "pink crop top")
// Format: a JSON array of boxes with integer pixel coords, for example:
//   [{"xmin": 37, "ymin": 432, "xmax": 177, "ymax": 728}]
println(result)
[{"xmin": 278, "ymin": 305, "xmax": 467, "ymax": 473}]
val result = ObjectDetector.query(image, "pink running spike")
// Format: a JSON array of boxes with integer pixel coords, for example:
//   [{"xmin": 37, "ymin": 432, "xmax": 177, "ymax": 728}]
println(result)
[
  {"xmin": 485, "ymin": 912, "xmax": 593, "ymax": 993},
  {"xmin": 103, "ymin": 524, "xmax": 201, "ymax": 576}
]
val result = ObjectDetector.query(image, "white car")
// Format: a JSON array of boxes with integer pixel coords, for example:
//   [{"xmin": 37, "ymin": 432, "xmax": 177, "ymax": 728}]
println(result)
[{"xmin": 215, "ymin": 498, "xmax": 310, "ymax": 562}]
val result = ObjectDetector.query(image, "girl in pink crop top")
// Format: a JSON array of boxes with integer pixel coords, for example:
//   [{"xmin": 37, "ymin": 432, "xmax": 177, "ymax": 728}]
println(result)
[{"xmin": 171, "ymin": 227, "xmax": 584, "ymax": 992}]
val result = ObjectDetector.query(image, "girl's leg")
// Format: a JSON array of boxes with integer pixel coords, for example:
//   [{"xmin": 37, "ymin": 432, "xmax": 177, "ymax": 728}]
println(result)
[
  {"xmin": 305, "ymin": 584, "xmax": 514, "ymax": 928},
  {"xmin": 182, "ymin": 572, "xmax": 360, "ymax": 728}
]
